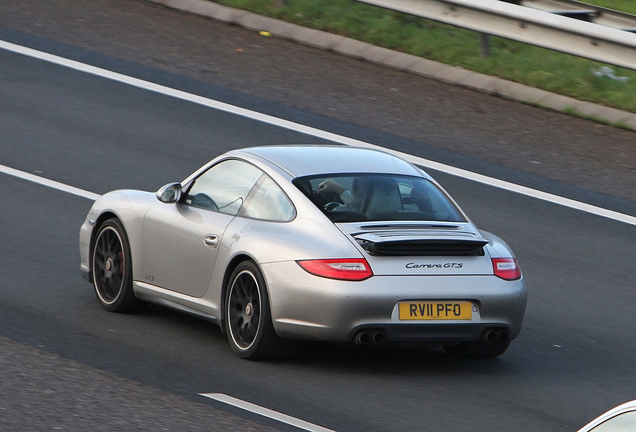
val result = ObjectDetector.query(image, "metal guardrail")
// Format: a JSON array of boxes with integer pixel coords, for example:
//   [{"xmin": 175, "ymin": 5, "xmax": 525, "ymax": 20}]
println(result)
[
  {"xmin": 501, "ymin": 0, "xmax": 636, "ymax": 32},
  {"xmin": 354, "ymin": 0, "xmax": 636, "ymax": 70}
]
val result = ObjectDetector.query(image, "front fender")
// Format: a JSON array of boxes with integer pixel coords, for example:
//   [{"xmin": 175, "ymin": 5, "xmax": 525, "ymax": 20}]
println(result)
[{"xmin": 79, "ymin": 190, "xmax": 157, "ymax": 283}]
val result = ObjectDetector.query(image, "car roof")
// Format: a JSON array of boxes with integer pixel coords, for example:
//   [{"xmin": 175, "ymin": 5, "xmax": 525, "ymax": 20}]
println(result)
[{"xmin": 233, "ymin": 145, "xmax": 423, "ymax": 178}]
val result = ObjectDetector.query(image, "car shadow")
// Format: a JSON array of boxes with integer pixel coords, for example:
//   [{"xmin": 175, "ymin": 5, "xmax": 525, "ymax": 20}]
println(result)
[
  {"xmin": 136, "ymin": 304, "xmax": 516, "ymax": 376},
  {"xmin": 283, "ymin": 341, "xmax": 515, "ymax": 377}
]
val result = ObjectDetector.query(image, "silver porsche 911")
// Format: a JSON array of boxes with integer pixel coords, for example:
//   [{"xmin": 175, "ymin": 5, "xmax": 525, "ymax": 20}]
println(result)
[{"xmin": 79, "ymin": 145, "xmax": 527, "ymax": 360}]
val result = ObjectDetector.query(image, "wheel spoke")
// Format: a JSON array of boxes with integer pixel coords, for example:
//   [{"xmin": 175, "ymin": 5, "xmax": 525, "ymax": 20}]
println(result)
[
  {"xmin": 237, "ymin": 276, "xmax": 250, "ymax": 301},
  {"xmin": 245, "ymin": 321, "xmax": 257, "ymax": 342},
  {"xmin": 239, "ymin": 321, "xmax": 250, "ymax": 342},
  {"xmin": 108, "ymin": 272, "xmax": 122, "ymax": 297}
]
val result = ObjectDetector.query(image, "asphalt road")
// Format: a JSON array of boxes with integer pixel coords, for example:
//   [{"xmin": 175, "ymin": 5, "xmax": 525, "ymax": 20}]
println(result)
[
  {"xmin": 1, "ymin": 0, "xmax": 636, "ymax": 207},
  {"xmin": 1, "ymin": 2, "xmax": 636, "ymax": 432}
]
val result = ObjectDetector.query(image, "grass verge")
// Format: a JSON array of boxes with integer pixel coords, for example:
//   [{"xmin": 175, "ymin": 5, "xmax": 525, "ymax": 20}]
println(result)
[
  {"xmin": 586, "ymin": 0, "xmax": 636, "ymax": 14},
  {"xmin": 212, "ymin": 0, "xmax": 636, "ymax": 116}
]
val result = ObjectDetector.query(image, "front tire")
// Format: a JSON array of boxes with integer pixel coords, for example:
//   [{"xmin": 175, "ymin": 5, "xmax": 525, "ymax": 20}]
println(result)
[
  {"xmin": 224, "ymin": 261, "xmax": 296, "ymax": 360},
  {"xmin": 91, "ymin": 218, "xmax": 144, "ymax": 312}
]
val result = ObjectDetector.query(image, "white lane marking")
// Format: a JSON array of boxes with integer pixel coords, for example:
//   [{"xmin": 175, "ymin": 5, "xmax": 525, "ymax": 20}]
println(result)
[
  {"xmin": 0, "ymin": 164, "xmax": 100, "ymax": 201},
  {"xmin": 1, "ymin": 39, "xmax": 635, "ymax": 226},
  {"xmin": 200, "ymin": 393, "xmax": 337, "ymax": 432}
]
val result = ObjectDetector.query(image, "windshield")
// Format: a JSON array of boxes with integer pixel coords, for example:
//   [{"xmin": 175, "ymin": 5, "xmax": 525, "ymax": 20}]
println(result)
[{"xmin": 293, "ymin": 174, "xmax": 466, "ymax": 223}]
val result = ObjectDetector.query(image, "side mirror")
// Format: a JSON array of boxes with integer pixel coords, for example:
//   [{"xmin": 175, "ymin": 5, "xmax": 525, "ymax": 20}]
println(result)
[{"xmin": 156, "ymin": 183, "xmax": 182, "ymax": 203}]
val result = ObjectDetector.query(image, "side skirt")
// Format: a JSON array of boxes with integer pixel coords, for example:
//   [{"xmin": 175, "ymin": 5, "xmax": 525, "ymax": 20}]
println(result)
[{"xmin": 133, "ymin": 281, "xmax": 221, "ymax": 326}]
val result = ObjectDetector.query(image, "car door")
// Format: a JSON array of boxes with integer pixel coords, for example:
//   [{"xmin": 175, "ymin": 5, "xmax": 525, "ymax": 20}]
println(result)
[{"xmin": 141, "ymin": 159, "xmax": 263, "ymax": 297}]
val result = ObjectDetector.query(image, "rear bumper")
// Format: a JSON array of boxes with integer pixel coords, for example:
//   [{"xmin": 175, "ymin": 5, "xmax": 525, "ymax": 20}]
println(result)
[{"xmin": 261, "ymin": 261, "xmax": 527, "ymax": 344}]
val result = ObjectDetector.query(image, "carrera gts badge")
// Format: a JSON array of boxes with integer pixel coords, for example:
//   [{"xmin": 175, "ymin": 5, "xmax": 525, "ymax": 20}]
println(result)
[{"xmin": 406, "ymin": 262, "xmax": 463, "ymax": 269}]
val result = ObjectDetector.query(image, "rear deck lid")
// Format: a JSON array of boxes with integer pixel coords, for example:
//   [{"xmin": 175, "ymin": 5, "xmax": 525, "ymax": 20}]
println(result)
[{"xmin": 338, "ymin": 222, "xmax": 494, "ymax": 276}]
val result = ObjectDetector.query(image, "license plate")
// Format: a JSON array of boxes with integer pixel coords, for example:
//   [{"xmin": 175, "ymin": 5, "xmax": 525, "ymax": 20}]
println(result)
[{"xmin": 399, "ymin": 302, "xmax": 472, "ymax": 320}]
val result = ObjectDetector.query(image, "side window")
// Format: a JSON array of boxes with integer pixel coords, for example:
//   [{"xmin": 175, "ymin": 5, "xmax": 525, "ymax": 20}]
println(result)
[
  {"xmin": 185, "ymin": 159, "xmax": 263, "ymax": 215},
  {"xmin": 242, "ymin": 175, "xmax": 296, "ymax": 222}
]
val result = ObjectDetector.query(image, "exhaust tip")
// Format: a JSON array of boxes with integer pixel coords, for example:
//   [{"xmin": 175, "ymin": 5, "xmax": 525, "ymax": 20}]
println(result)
[
  {"xmin": 354, "ymin": 331, "xmax": 371, "ymax": 345},
  {"xmin": 372, "ymin": 331, "xmax": 386, "ymax": 344},
  {"xmin": 353, "ymin": 329, "xmax": 387, "ymax": 345},
  {"xmin": 483, "ymin": 328, "xmax": 510, "ymax": 343},
  {"xmin": 483, "ymin": 330, "xmax": 497, "ymax": 343}
]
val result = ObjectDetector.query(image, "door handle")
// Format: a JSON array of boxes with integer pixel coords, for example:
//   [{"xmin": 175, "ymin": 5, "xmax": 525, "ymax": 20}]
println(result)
[{"xmin": 204, "ymin": 234, "xmax": 219, "ymax": 248}]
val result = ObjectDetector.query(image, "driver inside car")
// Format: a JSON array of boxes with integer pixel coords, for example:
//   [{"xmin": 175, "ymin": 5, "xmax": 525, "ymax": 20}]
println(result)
[{"xmin": 316, "ymin": 178, "xmax": 366, "ymax": 212}]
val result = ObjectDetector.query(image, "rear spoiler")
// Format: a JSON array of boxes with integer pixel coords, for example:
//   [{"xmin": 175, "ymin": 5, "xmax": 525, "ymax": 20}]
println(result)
[{"xmin": 353, "ymin": 232, "xmax": 489, "ymax": 256}]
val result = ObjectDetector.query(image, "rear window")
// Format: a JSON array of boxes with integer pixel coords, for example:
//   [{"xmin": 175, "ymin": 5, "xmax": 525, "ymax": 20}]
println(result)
[{"xmin": 293, "ymin": 174, "xmax": 466, "ymax": 223}]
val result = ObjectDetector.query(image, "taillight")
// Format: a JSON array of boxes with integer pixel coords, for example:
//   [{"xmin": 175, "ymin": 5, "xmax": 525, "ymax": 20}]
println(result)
[
  {"xmin": 492, "ymin": 258, "xmax": 521, "ymax": 280},
  {"xmin": 297, "ymin": 259, "xmax": 373, "ymax": 281}
]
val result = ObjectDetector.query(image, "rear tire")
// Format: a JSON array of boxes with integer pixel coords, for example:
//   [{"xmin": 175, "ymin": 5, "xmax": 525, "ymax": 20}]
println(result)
[
  {"xmin": 224, "ymin": 261, "xmax": 296, "ymax": 360},
  {"xmin": 91, "ymin": 219, "xmax": 145, "ymax": 312},
  {"xmin": 443, "ymin": 340, "xmax": 510, "ymax": 358}
]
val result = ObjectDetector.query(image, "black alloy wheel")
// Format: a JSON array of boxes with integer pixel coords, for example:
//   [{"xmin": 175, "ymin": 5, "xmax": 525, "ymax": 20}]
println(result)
[
  {"xmin": 92, "ymin": 218, "xmax": 144, "ymax": 312},
  {"xmin": 228, "ymin": 268, "xmax": 261, "ymax": 349},
  {"xmin": 225, "ymin": 261, "xmax": 296, "ymax": 360}
]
